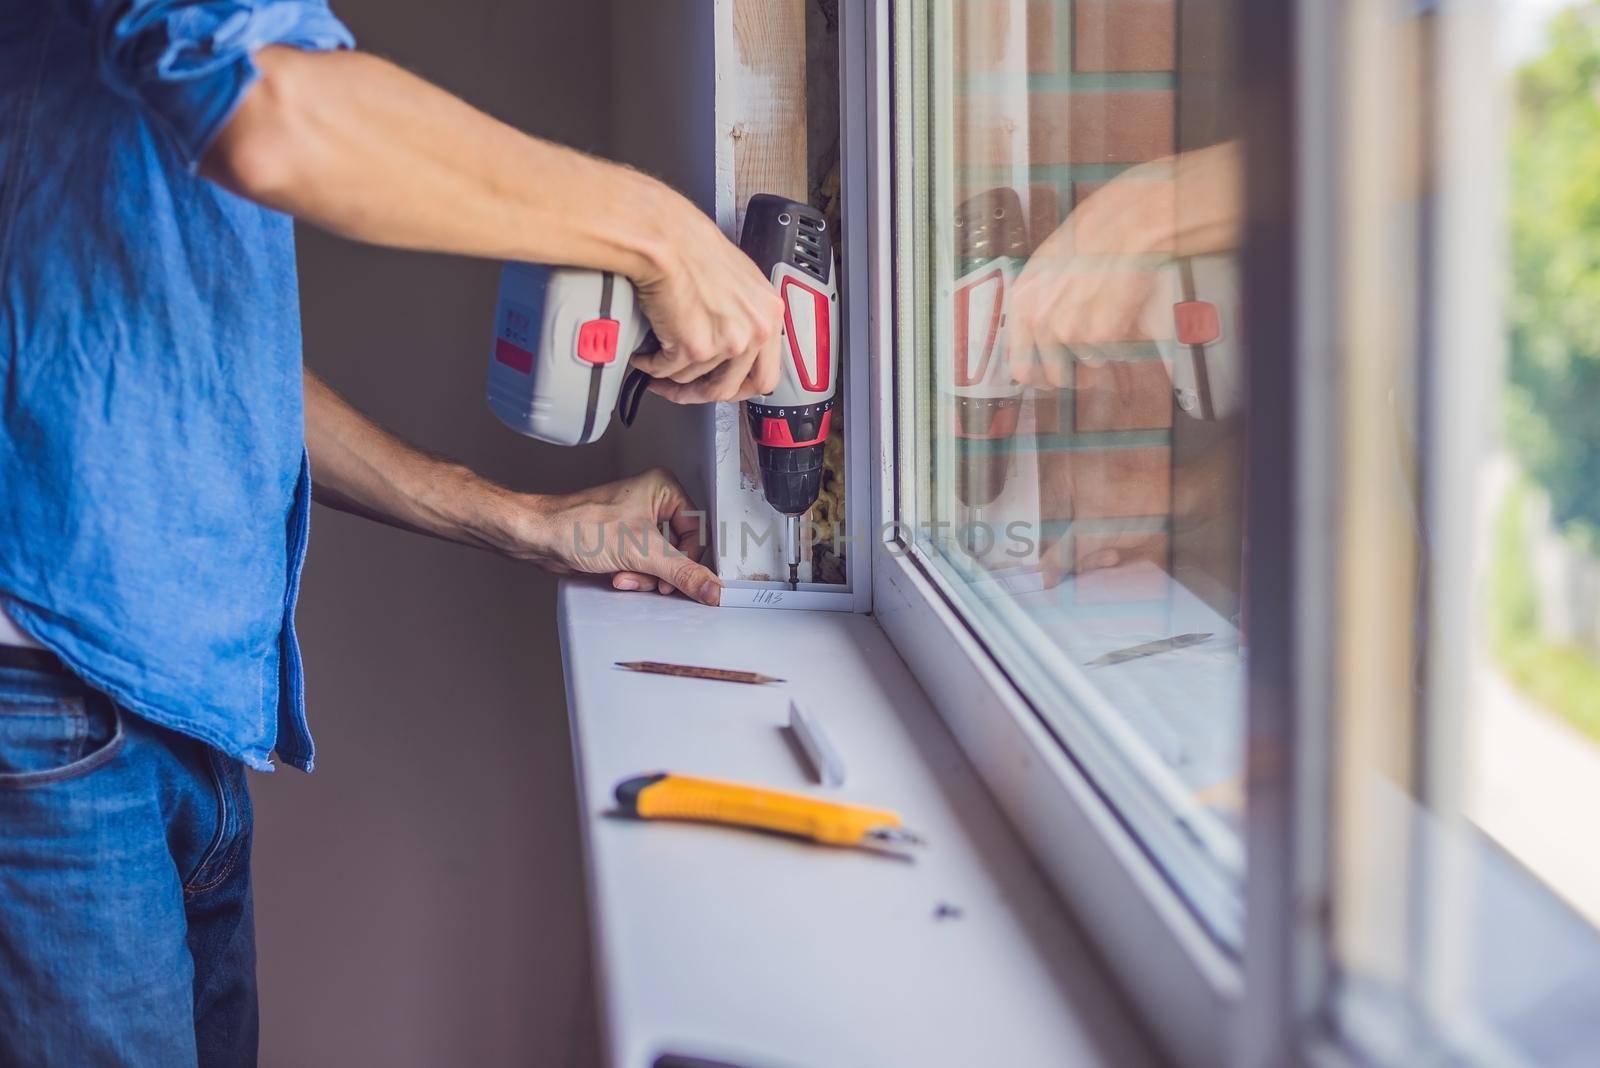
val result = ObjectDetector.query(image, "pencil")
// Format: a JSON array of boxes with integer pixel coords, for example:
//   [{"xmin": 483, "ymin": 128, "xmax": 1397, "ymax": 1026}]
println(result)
[{"xmin": 614, "ymin": 661, "xmax": 785, "ymax": 686}]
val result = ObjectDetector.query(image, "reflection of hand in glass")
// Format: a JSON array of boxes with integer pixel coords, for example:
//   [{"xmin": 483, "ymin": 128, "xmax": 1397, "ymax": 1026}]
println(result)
[
  {"xmin": 1006, "ymin": 142, "xmax": 1243, "ymax": 388},
  {"xmin": 1003, "ymin": 142, "xmax": 1244, "ymax": 592},
  {"xmin": 1032, "ymin": 437, "xmax": 1175, "ymax": 588}
]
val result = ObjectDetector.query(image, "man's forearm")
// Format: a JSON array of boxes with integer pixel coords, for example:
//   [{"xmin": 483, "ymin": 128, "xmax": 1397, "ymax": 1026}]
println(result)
[
  {"xmin": 209, "ymin": 45, "xmax": 787, "ymax": 407},
  {"xmin": 302, "ymin": 370, "xmax": 723, "ymax": 603},
  {"xmin": 303, "ymin": 368, "xmax": 531, "ymax": 554},
  {"xmin": 204, "ymin": 47, "xmax": 669, "ymax": 280}
]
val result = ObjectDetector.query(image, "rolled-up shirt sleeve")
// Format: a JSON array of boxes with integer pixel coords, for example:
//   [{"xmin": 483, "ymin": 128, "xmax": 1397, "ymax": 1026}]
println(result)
[{"xmin": 70, "ymin": 0, "xmax": 354, "ymax": 171}]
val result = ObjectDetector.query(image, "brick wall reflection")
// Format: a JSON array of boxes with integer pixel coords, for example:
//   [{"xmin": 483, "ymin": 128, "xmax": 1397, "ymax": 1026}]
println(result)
[{"xmin": 948, "ymin": 0, "xmax": 1242, "ymax": 620}]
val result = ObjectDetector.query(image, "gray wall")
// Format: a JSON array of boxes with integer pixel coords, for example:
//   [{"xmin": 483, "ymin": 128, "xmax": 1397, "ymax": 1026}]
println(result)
[
  {"xmin": 253, "ymin": 3, "xmax": 616, "ymax": 1064},
  {"xmin": 609, "ymin": 0, "xmax": 722, "ymax": 521}
]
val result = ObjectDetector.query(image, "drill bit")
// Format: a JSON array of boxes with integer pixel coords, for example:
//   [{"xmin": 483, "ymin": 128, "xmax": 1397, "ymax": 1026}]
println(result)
[{"xmin": 784, "ymin": 513, "xmax": 802, "ymax": 591}]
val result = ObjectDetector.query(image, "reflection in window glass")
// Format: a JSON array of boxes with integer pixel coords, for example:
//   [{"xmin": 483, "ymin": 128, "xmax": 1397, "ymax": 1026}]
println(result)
[
  {"xmin": 1328, "ymin": 2, "xmax": 1600, "ymax": 1063},
  {"xmin": 897, "ymin": 0, "xmax": 1246, "ymax": 942}
]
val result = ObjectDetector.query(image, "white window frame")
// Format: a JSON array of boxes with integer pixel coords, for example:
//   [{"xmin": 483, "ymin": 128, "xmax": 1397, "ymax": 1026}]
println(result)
[
  {"xmin": 839, "ymin": 1, "xmax": 1539, "ymax": 1065},
  {"xmin": 837, "ymin": 3, "xmax": 1277, "ymax": 1065}
]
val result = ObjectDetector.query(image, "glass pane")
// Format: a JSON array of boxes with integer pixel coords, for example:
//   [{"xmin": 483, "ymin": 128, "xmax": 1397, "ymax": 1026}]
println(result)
[
  {"xmin": 896, "ymin": 0, "xmax": 1247, "ymax": 942},
  {"xmin": 1328, "ymin": 1, "xmax": 1600, "ymax": 1062}
]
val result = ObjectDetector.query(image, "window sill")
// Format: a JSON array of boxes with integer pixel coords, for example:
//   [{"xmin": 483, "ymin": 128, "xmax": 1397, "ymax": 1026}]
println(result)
[{"xmin": 556, "ymin": 577, "xmax": 1161, "ymax": 1068}]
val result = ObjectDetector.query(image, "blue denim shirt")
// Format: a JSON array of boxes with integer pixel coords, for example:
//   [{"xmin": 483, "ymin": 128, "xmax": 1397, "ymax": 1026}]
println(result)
[{"xmin": 0, "ymin": 2, "xmax": 354, "ymax": 771}]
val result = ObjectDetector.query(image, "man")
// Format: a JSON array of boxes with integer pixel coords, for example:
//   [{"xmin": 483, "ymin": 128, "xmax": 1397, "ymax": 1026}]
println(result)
[{"xmin": 0, "ymin": 3, "xmax": 783, "ymax": 1064}]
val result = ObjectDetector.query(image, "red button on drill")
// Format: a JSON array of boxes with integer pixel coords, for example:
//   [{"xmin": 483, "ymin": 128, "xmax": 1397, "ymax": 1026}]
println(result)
[
  {"xmin": 1173, "ymin": 301, "xmax": 1221, "ymax": 346},
  {"xmin": 576, "ymin": 318, "xmax": 620, "ymax": 365}
]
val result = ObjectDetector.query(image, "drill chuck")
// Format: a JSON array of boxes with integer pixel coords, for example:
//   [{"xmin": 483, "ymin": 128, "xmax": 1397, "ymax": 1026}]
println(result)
[
  {"xmin": 747, "ymin": 398, "xmax": 832, "ymax": 516},
  {"xmin": 758, "ymin": 441, "xmax": 827, "ymax": 516},
  {"xmin": 952, "ymin": 393, "xmax": 1022, "ymax": 509}
]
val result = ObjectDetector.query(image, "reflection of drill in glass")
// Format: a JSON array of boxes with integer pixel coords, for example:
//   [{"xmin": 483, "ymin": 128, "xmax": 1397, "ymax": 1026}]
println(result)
[{"xmin": 950, "ymin": 189, "xmax": 1028, "ymax": 556}]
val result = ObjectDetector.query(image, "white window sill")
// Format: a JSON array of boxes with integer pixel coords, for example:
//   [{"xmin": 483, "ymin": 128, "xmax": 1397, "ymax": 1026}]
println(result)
[{"xmin": 557, "ymin": 578, "xmax": 1161, "ymax": 1068}]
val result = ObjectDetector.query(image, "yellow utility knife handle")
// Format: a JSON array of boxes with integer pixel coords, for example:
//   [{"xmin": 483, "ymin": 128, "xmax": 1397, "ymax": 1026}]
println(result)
[{"xmin": 614, "ymin": 772, "xmax": 903, "ymax": 846}]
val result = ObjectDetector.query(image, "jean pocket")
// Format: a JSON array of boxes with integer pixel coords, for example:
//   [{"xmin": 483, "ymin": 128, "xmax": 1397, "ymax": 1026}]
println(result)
[{"xmin": 0, "ymin": 676, "xmax": 125, "ymax": 788}]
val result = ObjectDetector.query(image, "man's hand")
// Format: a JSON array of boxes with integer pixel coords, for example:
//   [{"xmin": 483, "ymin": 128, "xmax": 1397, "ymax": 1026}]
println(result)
[
  {"xmin": 305, "ymin": 371, "xmax": 721, "ymax": 605},
  {"xmin": 1005, "ymin": 142, "xmax": 1243, "ymax": 388},
  {"xmin": 204, "ymin": 47, "xmax": 781, "ymax": 406},
  {"xmin": 628, "ymin": 203, "xmax": 785, "ymax": 404},
  {"xmin": 508, "ymin": 469, "xmax": 721, "ymax": 603},
  {"xmin": 1005, "ymin": 170, "xmax": 1175, "ymax": 389}
]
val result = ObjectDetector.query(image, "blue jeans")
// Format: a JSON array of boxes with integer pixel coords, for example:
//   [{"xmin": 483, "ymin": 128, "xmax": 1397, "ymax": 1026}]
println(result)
[{"xmin": 0, "ymin": 661, "xmax": 258, "ymax": 1067}]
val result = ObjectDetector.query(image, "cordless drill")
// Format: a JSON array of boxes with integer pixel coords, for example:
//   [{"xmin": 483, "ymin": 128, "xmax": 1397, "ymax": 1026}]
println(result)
[
  {"xmin": 950, "ymin": 188, "xmax": 1027, "ymax": 553},
  {"xmin": 485, "ymin": 194, "xmax": 838, "ymax": 589},
  {"xmin": 738, "ymin": 195, "xmax": 839, "ymax": 590}
]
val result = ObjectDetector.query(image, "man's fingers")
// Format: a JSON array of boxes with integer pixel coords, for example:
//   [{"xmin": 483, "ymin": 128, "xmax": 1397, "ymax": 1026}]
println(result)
[
  {"xmin": 1041, "ymin": 344, "xmax": 1074, "ymax": 389},
  {"xmin": 656, "ymin": 475, "xmax": 711, "ymax": 564},
  {"xmin": 635, "ymin": 551, "xmax": 721, "ymax": 606},
  {"xmin": 1005, "ymin": 291, "xmax": 1033, "ymax": 368},
  {"xmin": 648, "ymin": 377, "xmax": 726, "ymax": 405},
  {"xmin": 1007, "ymin": 291, "xmax": 1053, "ymax": 388},
  {"xmin": 684, "ymin": 343, "xmax": 759, "ymax": 404},
  {"xmin": 668, "ymin": 511, "xmax": 707, "ymax": 562},
  {"xmin": 667, "ymin": 359, "xmax": 715, "ymax": 385},
  {"xmin": 612, "ymin": 569, "xmax": 692, "ymax": 601},
  {"xmin": 612, "ymin": 571, "xmax": 655, "ymax": 592},
  {"xmin": 1081, "ymin": 273, "xmax": 1151, "ymax": 344},
  {"xmin": 1079, "ymin": 547, "xmax": 1123, "ymax": 573},
  {"xmin": 722, "ymin": 339, "xmax": 764, "ymax": 401},
  {"xmin": 644, "ymin": 468, "xmax": 712, "ymax": 579},
  {"xmin": 646, "ymin": 372, "xmax": 719, "ymax": 406},
  {"xmin": 746, "ymin": 327, "xmax": 783, "ymax": 397},
  {"xmin": 631, "ymin": 345, "xmax": 690, "ymax": 379},
  {"xmin": 634, "ymin": 328, "xmax": 716, "ymax": 381},
  {"xmin": 646, "ymin": 378, "xmax": 695, "ymax": 405}
]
